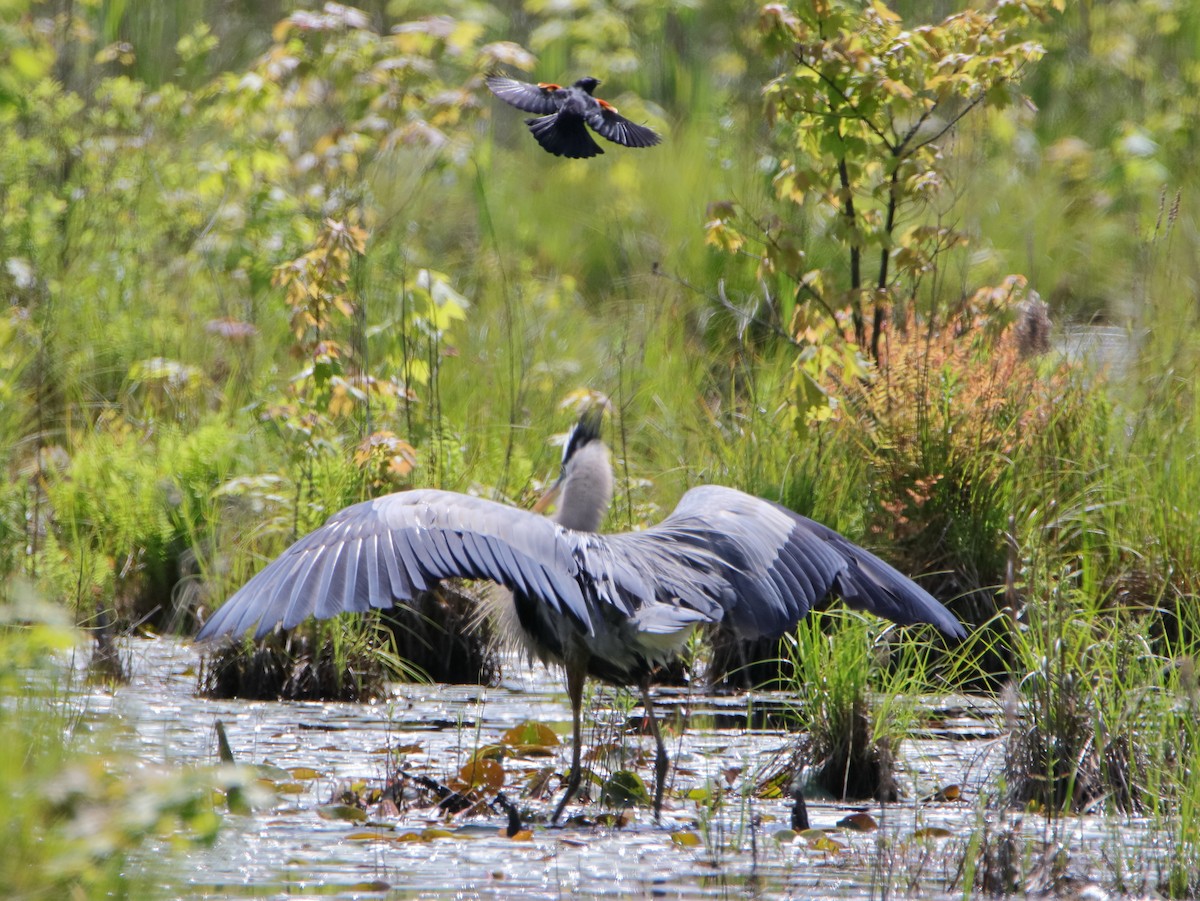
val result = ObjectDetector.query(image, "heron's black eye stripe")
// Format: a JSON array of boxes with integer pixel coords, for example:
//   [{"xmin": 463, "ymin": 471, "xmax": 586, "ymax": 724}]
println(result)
[{"xmin": 561, "ymin": 407, "xmax": 604, "ymax": 470}]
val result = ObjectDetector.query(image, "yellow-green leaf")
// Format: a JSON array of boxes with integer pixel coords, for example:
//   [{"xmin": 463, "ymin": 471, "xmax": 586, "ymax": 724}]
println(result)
[{"xmin": 318, "ymin": 804, "xmax": 367, "ymax": 822}]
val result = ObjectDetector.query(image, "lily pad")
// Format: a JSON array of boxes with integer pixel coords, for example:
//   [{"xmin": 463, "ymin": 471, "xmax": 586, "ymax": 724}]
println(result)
[
  {"xmin": 450, "ymin": 758, "xmax": 505, "ymax": 794},
  {"xmin": 799, "ymin": 829, "xmax": 845, "ymax": 852},
  {"xmin": 254, "ymin": 763, "xmax": 292, "ymax": 782},
  {"xmin": 600, "ymin": 770, "xmax": 650, "ymax": 807},
  {"xmin": 836, "ymin": 812, "xmax": 878, "ymax": 832},
  {"xmin": 922, "ymin": 784, "xmax": 962, "ymax": 802},
  {"xmin": 502, "ymin": 721, "xmax": 560, "ymax": 752},
  {"xmin": 318, "ymin": 804, "xmax": 367, "ymax": 822},
  {"xmin": 468, "ymin": 744, "xmax": 507, "ymax": 763}
]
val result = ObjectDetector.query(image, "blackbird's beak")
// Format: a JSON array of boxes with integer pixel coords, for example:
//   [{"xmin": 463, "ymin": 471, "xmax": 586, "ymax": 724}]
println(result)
[{"xmin": 532, "ymin": 477, "xmax": 562, "ymax": 515}]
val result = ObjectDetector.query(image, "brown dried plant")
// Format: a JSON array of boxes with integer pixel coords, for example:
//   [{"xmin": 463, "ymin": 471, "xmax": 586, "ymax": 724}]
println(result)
[{"xmin": 842, "ymin": 277, "xmax": 1078, "ymax": 625}]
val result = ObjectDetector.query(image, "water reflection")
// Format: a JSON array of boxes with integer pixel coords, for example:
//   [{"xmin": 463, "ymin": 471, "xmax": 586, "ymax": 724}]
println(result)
[{"xmin": 71, "ymin": 637, "xmax": 1138, "ymax": 898}]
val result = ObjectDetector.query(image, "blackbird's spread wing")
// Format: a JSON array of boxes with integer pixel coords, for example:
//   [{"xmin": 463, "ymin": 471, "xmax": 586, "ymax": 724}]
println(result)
[
  {"xmin": 587, "ymin": 105, "xmax": 661, "ymax": 149},
  {"xmin": 486, "ymin": 76, "xmax": 562, "ymax": 115}
]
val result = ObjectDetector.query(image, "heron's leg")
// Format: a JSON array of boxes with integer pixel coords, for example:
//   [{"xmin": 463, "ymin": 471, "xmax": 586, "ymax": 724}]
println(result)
[
  {"xmin": 552, "ymin": 660, "xmax": 587, "ymax": 824},
  {"xmin": 640, "ymin": 677, "xmax": 669, "ymax": 821}
]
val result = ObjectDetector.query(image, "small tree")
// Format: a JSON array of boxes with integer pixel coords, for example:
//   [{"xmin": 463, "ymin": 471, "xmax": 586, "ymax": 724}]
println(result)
[
  {"xmin": 707, "ymin": 0, "xmax": 1049, "ymax": 373},
  {"xmin": 705, "ymin": 1, "xmax": 1065, "ymax": 695}
]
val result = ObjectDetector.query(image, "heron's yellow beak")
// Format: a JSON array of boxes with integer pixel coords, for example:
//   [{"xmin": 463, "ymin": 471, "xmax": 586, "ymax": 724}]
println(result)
[{"xmin": 532, "ymin": 478, "xmax": 562, "ymax": 515}]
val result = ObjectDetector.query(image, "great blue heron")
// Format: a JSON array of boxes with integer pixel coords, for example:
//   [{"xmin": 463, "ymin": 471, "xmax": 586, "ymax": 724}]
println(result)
[
  {"xmin": 486, "ymin": 75, "xmax": 662, "ymax": 159},
  {"xmin": 196, "ymin": 409, "xmax": 964, "ymax": 822}
]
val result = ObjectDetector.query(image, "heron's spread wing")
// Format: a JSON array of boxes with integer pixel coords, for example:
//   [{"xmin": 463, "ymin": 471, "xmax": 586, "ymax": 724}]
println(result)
[
  {"xmin": 792, "ymin": 516, "xmax": 964, "ymax": 636},
  {"xmin": 197, "ymin": 484, "xmax": 961, "ymax": 647},
  {"xmin": 608, "ymin": 486, "xmax": 963, "ymax": 641},
  {"xmin": 196, "ymin": 489, "xmax": 601, "ymax": 642},
  {"xmin": 486, "ymin": 76, "xmax": 562, "ymax": 114},
  {"xmin": 586, "ymin": 106, "xmax": 661, "ymax": 148}
]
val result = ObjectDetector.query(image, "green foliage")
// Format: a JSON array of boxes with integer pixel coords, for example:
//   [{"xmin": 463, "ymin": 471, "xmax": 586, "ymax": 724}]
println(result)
[
  {"xmin": 993, "ymin": 566, "xmax": 1200, "ymax": 897},
  {"xmin": 840, "ymin": 284, "xmax": 1074, "ymax": 623},
  {"xmin": 36, "ymin": 414, "xmax": 253, "ymax": 624},
  {"xmin": 1, "ymin": 0, "xmax": 1200, "ymax": 894},
  {"xmin": 705, "ymin": 0, "xmax": 1050, "ymax": 447},
  {"xmin": 711, "ymin": 0, "xmax": 1046, "ymax": 353},
  {"xmin": 0, "ymin": 592, "xmax": 248, "ymax": 897},
  {"xmin": 778, "ymin": 609, "xmax": 935, "ymax": 801},
  {"xmin": 1002, "ymin": 583, "xmax": 1156, "ymax": 813},
  {"xmin": 0, "ymin": 313, "xmax": 33, "ymax": 583}
]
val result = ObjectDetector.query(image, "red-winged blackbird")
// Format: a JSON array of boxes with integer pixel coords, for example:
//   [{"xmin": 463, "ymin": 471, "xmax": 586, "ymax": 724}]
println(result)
[{"xmin": 486, "ymin": 74, "xmax": 662, "ymax": 159}]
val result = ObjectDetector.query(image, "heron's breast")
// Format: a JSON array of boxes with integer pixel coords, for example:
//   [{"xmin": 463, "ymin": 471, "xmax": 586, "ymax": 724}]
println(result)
[{"xmin": 578, "ymin": 605, "xmax": 702, "ymax": 684}]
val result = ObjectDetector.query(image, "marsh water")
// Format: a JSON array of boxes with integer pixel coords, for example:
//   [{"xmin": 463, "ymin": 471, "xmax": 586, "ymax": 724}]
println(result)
[{"xmin": 78, "ymin": 637, "xmax": 1164, "ymax": 898}]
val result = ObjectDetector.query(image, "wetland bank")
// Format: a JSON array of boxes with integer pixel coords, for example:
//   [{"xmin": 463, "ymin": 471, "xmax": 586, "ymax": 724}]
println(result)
[{"xmin": 4, "ymin": 0, "xmax": 1200, "ymax": 897}]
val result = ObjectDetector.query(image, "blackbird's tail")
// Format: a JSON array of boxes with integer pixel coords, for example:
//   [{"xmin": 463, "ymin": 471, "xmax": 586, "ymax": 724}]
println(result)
[{"xmin": 526, "ymin": 113, "xmax": 604, "ymax": 159}]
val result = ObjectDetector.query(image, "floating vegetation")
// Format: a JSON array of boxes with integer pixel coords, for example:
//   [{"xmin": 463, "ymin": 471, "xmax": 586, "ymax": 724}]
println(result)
[
  {"xmin": 197, "ymin": 618, "xmax": 400, "ymax": 701},
  {"xmin": 198, "ymin": 583, "xmax": 497, "ymax": 701}
]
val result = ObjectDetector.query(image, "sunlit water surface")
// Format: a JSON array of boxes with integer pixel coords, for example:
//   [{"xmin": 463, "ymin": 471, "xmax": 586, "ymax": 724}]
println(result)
[{"xmin": 74, "ymin": 637, "xmax": 1162, "ymax": 899}]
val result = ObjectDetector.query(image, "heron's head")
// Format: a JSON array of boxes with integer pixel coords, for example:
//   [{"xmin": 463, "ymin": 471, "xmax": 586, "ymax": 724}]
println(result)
[
  {"xmin": 574, "ymin": 77, "xmax": 600, "ymax": 94},
  {"xmin": 533, "ymin": 406, "xmax": 612, "ymax": 532}
]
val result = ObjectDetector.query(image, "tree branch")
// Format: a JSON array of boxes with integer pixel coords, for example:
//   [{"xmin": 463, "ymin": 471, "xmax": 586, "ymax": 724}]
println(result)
[
  {"xmin": 872, "ymin": 161, "xmax": 901, "ymax": 360},
  {"xmin": 793, "ymin": 52, "xmax": 898, "ymax": 153},
  {"xmin": 837, "ymin": 148, "xmax": 865, "ymax": 347}
]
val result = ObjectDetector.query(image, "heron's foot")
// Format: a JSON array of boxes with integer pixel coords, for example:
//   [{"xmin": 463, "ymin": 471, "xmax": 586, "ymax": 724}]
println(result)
[{"xmin": 551, "ymin": 768, "xmax": 582, "ymax": 824}]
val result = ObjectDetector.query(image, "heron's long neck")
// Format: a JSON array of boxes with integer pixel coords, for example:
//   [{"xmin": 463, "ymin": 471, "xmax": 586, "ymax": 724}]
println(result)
[{"xmin": 554, "ymin": 442, "xmax": 613, "ymax": 532}]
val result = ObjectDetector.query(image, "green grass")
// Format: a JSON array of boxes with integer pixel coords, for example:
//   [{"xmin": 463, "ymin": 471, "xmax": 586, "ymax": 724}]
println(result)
[{"xmin": 773, "ymin": 609, "xmax": 940, "ymax": 802}]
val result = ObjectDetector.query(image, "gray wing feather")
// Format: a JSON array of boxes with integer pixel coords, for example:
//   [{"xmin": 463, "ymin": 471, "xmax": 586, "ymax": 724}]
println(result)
[
  {"xmin": 393, "ymin": 532, "xmax": 429, "ymax": 591},
  {"xmin": 486, "ymin": 76, "xmax": 562, "ymax": 114},
  {"xmin": 461, "ymin": 529, "xmax": 501, "ymax": 577},
  {"xmin": 364, "ymin": 534, "xmax": 382, "ymax": 609},
  {"xmin": 307, "ymin": 542, "xmax": 344, "ymax": 623},
  {"xmin": 425, "ymin": 527, "xmax": 458, "ymax": 574},
  {"xmin": 805, "ymin": 520, "xmax": 965, "ymax": 637},
  {"xmin": 587, "ymin": 108, "xmax": 661, "ymax": 148},
  {"xmin": 197, "ymin": 489, "xmax": 596, "ymax": 642},
  {"xmin": 607, "ymin": 485, "xmax": 962, "ymax": 641},
  {"xmin": 275, "ymin": 548, "xmax": 326, "ymax": 636}
]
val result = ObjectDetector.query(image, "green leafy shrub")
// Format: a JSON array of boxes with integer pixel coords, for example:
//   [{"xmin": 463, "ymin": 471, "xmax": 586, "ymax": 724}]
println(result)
[{"xmin": 1, "ymin": 592, "xmax": 246, "ymax": 897}]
